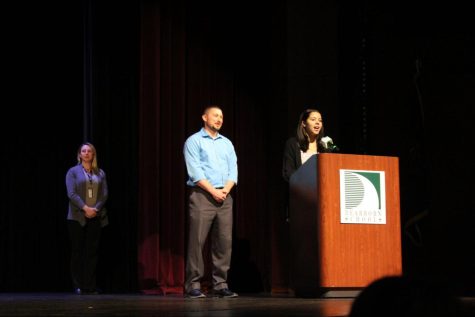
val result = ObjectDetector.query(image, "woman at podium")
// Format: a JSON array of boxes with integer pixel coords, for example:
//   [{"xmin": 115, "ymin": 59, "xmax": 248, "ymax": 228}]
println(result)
[{"xmin": 282, "ymin": 108, "xmax": 331, "ymax": 182}]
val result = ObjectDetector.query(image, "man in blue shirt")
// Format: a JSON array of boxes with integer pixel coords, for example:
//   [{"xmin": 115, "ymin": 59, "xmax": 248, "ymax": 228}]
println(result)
[{"xmin": 183, "ymin": 105, "xmax": 238, "ymax": 299}]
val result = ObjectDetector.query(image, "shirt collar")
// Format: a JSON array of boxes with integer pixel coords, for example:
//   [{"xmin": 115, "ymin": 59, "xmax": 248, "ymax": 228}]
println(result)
[{"xmin": 200, "ymin": 127, "xmax": 221, "ymax": 139}]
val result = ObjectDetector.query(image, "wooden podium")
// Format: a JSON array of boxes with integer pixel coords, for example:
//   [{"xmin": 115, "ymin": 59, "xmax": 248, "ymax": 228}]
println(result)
[{"xmin": 288, "ymin": 153, "xmax": 402, "ymax": 296}]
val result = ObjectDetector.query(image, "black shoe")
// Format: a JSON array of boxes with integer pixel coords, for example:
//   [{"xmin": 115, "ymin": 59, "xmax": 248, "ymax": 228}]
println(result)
[
  {"xmin": 213, "ymin": 288, "xmax": 238, "ymax": 298},
  {"xmin": 74, "ymin": 287, "xmax": 101, "ymax": 295},
  {"xmin": 86, "ymin": 289, "xmax": 100, "ymax": 295},
  {"xmin": 186, "ymin": 289, "xmax": 206, "ymax": 299}
]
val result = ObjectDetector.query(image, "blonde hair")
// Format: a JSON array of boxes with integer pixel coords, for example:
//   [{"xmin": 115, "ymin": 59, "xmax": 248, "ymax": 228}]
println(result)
[{"xmin": 77, "ymin": 142, "xmax": 99, "ymax": 173}]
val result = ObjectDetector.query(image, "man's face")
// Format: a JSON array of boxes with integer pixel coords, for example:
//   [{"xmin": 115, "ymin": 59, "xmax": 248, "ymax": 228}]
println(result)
[{"xmin": 203, "ymin": 108, "xmax": 223, "ymax": 132}]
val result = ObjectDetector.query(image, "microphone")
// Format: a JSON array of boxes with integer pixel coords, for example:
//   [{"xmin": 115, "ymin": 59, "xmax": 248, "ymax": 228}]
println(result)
[{"xmin": 320, "ymin": 136, "xmax": 340, "ymax": 152}]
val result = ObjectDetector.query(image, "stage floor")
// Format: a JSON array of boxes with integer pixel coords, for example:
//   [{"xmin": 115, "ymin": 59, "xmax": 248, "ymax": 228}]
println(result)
[{"xmin": 0, "ymin": 293, "xmax": 474, "ymax": 317}]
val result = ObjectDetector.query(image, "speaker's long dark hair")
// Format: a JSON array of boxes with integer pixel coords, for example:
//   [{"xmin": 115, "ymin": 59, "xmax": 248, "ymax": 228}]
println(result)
[{"xmin": 296, "ymin": 109, "xmax": 326, "ymax": 152}]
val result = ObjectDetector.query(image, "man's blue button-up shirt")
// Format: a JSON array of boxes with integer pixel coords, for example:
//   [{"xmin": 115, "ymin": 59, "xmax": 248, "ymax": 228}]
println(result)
[{"xmin": 184, "ymin": 128, "xmax": 238, "ymax": 188}]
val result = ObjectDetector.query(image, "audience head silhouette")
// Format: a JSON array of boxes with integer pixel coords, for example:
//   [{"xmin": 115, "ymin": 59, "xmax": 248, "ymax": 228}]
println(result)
[{"xmin": 349, "ymin": 275, "xmax": 462, "ymax": 317}]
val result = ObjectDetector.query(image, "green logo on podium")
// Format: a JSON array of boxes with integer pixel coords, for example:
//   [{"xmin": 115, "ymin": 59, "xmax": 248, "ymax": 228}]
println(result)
[{"xmin": 339, "ymin": 169, "xmax": 386, "ymax": 224}]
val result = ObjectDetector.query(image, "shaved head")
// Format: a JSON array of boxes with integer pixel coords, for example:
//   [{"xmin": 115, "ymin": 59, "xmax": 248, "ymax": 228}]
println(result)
[{"xmin": 203, "ymin": 105, "xmax": 222, "ymax": 115}]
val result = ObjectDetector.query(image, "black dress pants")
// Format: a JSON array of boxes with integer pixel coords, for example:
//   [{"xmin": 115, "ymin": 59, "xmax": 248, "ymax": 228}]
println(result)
[{"xmin": 67, "ymin": 218, "xmax": 101, "ymax": 291}]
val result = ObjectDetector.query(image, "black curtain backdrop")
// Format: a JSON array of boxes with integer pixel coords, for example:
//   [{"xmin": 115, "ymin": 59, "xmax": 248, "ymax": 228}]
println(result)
[{"xmin": 2, "ymin": 0, "xmax": 474, "ymax": 295}]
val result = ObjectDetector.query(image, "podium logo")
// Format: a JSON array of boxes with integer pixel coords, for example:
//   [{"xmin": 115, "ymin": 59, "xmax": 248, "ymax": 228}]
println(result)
[{"xmin": 339, "ymin": 169, "xmax": 386, "ymax": 224}]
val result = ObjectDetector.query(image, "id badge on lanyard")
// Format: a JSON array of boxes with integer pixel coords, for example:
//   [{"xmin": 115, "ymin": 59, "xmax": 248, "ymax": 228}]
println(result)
[{"xmin": 85, "ymin": 169, "xmax": 94, "ymax": 198}]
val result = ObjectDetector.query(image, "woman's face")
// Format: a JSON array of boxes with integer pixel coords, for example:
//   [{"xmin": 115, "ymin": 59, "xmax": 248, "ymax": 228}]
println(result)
[
  {"xmin": 302, "ymin": 111, "xmax": 323, "ymax": 138},
  {"xmin": 79, "ymin": 145, "xmax": 95, "ymax": 163}
]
